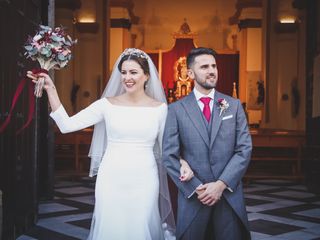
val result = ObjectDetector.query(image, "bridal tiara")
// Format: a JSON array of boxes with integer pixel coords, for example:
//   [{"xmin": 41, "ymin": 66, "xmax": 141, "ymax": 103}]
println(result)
[{"xmin": 121, "ymin": 48, "xmax": 148, "ymax": 59}]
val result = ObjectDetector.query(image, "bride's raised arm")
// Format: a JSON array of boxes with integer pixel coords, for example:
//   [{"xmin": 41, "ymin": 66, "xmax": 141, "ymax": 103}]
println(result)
[{"xmin": 27, "ymin": 71, "xmax": 105, "ymax": 133}]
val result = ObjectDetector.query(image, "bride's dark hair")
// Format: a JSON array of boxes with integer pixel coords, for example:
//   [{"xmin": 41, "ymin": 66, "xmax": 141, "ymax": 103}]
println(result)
[{"xmin": 117, "ymin": 54, "xmax": 150, "ymax": 76}]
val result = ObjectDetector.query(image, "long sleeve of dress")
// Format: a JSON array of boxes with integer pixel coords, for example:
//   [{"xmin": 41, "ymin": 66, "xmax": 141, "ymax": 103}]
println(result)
[{"xmin": 50, "ymin": 98, "xmax": 106, "ymax": 134}]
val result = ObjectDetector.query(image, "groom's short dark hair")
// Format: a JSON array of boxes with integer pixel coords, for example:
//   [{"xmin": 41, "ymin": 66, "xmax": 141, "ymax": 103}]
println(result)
[{"xmin": 187, "ymin": 47, "xmax": 217, "ymax": 69}]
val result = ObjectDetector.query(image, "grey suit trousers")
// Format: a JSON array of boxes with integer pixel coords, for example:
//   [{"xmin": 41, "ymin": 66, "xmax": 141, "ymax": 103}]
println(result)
[{"xmin": 180, "ymin": 196, "xmax": 248, "ymax": 240}]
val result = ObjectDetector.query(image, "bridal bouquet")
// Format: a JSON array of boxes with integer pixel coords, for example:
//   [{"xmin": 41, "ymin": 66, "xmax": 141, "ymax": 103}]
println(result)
[{"xmin": 24, "ymin": 25, "xmax": 77, "ymax": 97}]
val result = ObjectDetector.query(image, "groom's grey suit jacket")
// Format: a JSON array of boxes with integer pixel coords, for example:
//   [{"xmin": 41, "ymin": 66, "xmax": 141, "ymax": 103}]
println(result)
[{"xmin": 162, "ymin": 91, "xmax": 252, "ymax": 238}]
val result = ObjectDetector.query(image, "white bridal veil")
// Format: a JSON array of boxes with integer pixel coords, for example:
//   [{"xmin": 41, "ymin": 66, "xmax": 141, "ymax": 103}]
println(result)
[{"xmin": 88, "ymin": 48, "xmax": 175, "ymax": 236}]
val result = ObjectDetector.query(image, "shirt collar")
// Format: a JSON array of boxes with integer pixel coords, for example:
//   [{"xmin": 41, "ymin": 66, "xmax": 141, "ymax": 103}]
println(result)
[{"xmin": 193, "ymin": 87, "xmax": 215, "ymax": 101}]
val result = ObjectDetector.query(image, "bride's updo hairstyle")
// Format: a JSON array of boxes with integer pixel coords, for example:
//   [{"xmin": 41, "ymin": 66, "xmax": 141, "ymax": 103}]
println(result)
[{"xmin": 117, "ymin": 48, "xmax": 150, "ymax": 76}]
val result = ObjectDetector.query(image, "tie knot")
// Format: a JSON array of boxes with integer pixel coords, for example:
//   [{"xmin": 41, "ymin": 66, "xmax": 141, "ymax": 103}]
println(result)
[{"xmin": 200, "ymin": 97, "xmax": 211, "ymax": 105}]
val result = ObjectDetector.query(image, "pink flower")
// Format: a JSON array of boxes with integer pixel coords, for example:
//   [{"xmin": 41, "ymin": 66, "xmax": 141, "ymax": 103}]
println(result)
[{"xmin": 62, "ymin": 49, "xmax": 70, "ymax": 56}]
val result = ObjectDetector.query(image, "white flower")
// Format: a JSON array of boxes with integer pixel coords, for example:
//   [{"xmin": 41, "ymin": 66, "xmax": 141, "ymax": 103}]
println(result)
[{"xmin": 33, "ymin": 34, "xmax": 42, "ymax": 42}]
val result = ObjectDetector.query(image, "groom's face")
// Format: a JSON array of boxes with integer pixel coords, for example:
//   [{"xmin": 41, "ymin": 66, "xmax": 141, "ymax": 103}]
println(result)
[{"xmin": 188, "ymin": 54, "xmax": 218, "ymax": 91}]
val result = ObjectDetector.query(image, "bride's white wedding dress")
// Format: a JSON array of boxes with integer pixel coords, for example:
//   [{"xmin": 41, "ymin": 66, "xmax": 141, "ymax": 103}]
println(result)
[{"xmin": 50, "ymin": 98, "xmax": 171, "ymax": 240}]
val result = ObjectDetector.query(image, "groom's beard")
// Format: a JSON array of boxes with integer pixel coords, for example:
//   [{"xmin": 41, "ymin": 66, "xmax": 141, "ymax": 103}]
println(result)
[{"xmin": 194, "ymin": 73, "xmax": 217, "ymax": 90}]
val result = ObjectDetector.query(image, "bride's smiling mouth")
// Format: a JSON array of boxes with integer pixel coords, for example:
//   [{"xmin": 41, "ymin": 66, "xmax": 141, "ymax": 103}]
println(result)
[{"xmin": 124, "ymin": 81, "xmax": 136, "ymax": 88}]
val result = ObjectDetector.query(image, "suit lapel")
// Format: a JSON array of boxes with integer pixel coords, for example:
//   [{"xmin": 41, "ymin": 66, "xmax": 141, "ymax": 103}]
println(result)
[
  {"xmin": 209, "ymin": 91, "xmax": 224, "ymax": 148},
  {"xmin": 181, "ymin": 93, "xmax": 210, "ymax": 148}
]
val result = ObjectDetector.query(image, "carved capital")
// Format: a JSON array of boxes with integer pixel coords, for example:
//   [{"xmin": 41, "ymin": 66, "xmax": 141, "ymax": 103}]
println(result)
[
  {"xmin": 110, "ymin": 0, "xmax": 139, "ymax": 24},
  {"xmin": 229, "ymin": 0, "xmax": 262, "ymax": 25}
]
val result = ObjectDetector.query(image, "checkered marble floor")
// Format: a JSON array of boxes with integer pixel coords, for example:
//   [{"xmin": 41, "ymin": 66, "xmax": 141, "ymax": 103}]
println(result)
[{"xmin": 17, "ymin": 179, "xmax": 320, "ymax": 240}]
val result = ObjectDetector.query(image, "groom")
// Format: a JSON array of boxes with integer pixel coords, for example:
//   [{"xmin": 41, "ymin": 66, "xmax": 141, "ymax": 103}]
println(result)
[{"xmin": 162, "ymin": 47, "xmax": 252, "ymax": 240}]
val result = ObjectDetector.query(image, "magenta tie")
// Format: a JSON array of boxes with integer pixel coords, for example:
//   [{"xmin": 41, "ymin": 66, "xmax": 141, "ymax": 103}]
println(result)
[{"xmin": 200, "ymin": 97, "xmax": 211, "ymax": 122}]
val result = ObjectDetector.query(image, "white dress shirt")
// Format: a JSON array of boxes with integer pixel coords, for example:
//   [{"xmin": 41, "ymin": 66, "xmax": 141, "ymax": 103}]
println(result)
[{"xmin": 193, "ymin": 87, "xmax": 215, "ymax": 113}]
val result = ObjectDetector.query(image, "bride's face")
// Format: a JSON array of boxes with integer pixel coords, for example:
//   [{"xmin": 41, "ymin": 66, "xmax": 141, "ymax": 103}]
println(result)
[{"xmin": 121, "ymin": 60, "xmax": 149, "ymax": 93}]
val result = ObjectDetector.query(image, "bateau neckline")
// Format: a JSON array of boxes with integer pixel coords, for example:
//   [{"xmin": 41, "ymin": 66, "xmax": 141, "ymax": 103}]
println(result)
[{"xmin": 104, "ymin": 97, "xmax": 166, "ymax": 108}]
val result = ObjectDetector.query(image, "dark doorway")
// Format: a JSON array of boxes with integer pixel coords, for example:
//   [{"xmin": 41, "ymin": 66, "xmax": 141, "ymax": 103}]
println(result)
[{"xmin": 0, "ymin": 0, "xmax": 52, "ymax": 239}]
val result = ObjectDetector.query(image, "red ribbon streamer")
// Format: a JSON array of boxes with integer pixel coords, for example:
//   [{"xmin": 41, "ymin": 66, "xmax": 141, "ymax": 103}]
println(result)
[{"xmin": 0, "ymin": 69, "xmax": 48, "ymax": 135}]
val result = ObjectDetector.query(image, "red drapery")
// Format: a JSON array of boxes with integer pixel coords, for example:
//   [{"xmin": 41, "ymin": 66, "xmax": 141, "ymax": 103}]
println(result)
[
  {"xmin": 161, "ymin": 39, "xmax": 196, "ymax": 94},
  {"xmin": 215, "ymin": 53, "xmax": 239, "ymax": 96},
  {"xmin": 147, "ymin": 39, "xmax": 239, "ymax": 98},
  {"xmin": 148, "ymin": 53, "xmax": 159, "ymax": 71}
]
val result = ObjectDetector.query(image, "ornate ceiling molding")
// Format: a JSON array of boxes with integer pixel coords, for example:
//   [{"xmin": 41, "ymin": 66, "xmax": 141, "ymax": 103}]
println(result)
[
  {"xmin": 110, "ymin": 0, "xmax": 139, "ymax": 24},
  {"xmin": 229, "ymin": 0, "xmax": 262, "ymax": 25}
]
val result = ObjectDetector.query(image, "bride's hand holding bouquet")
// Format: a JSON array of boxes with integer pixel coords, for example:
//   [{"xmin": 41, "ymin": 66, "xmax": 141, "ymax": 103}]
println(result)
[{"xmin": 27, "ymin": 71, "xmax": 54, "ymax": 92}]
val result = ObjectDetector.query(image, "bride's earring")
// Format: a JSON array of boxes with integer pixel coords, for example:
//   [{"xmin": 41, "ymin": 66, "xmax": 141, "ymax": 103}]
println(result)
[{"xmin": 144, "ymin": 80, "xmax": 149, "ymax": 90}]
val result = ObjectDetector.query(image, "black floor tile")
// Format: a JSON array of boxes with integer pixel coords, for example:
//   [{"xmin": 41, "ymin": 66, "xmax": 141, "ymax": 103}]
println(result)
[
  {"xmin": 245, "ymin": 197, "xmax": 272, "ymax": 206},
  {"xmin": 24, "ymin": 226, "xmax": 80, "ymax": 240},
  {"xmin": 249, "ymin": 219, "xmax": 304, "ymax": 235},
  {"xmin": 68, "ymin": 219, "xmax": 91, "ymax": 230}
]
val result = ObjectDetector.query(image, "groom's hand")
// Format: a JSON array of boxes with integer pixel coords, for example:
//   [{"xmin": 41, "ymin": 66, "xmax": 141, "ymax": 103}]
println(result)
[
  {"xmin": 196, "ymin": 180, "xmax": 227, "ymax": 206},
  {"xmin": 195, "ymin": 185, "xmax": 205, "ymax": 196}
]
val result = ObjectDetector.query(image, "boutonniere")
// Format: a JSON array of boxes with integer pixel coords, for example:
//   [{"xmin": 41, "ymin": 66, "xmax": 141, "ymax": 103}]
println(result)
[{"xmin": 217, "ymin": 98, "xmax": 229, "ymax": 116}]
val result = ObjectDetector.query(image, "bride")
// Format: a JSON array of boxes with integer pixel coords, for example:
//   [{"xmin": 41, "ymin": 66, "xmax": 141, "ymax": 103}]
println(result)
[{"xmin": 27, "ymin": 48, "xmax": 193, "ymax": 240}]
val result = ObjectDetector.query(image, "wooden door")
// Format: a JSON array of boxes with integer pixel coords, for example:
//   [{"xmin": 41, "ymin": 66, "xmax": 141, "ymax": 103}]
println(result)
[{"xmin": 0, "ymin": 0, "xmax": 50, "ymax": 238}]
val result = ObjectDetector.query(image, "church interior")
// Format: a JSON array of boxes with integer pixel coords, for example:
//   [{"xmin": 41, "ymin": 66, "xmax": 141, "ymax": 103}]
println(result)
[{"xmin": 1, "ymin": 0, "xmax": 320, "ymax": 239}]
